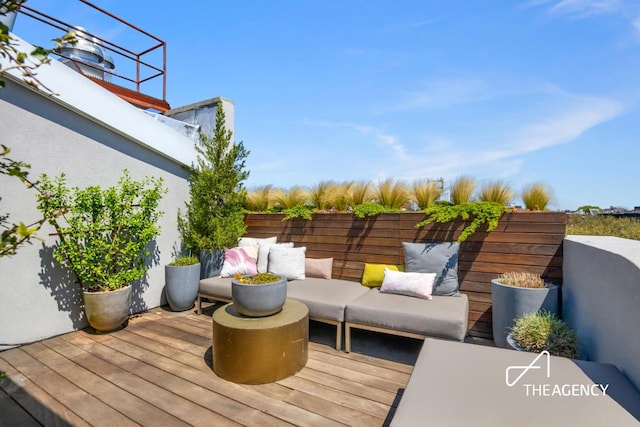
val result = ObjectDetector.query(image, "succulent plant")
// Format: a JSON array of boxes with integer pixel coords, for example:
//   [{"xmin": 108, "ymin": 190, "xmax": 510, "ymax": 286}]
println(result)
[
  {"xmin": 233, "ymin": 272, "xmax": 281, "ymax": 284},
  {"xmin": 510, "ymin": 310, "xmax": 579, "ymax": 358},
  {"xmin": 498, "ymin": 272, "xmax": 546, "ymax": 288}
]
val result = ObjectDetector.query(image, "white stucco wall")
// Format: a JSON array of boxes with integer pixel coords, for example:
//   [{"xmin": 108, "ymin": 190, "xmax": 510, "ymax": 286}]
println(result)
[
  {"xmin": 563, "ymin": 235, "xmax": 640, "ymax": 391},
  {"xmin": 0, "ymin": 74, "xmax": 195, "ymax": 349}
]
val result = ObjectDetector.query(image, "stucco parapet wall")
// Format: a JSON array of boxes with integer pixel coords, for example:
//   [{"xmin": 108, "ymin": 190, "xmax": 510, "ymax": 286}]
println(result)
[
  {"xmin": 564, "ymin": 235, "xmax": 640, "ymax": 267},
  {"xmin": 4, "ymin": 34, "xmax": 196, "ymax": 168},
  {"xmin": 165, "ymin": 96, "xmax": 234, "ymax": 115}
]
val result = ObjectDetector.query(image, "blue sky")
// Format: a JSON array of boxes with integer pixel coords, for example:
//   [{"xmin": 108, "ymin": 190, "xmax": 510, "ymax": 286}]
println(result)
[{"xmin": 14, "ymin": 1, "xmax": 640, "ymax": 210}]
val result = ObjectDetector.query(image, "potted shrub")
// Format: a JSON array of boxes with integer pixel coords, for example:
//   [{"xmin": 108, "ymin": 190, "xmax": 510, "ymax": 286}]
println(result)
[
  {"xmin": 231, "ymin": 272, "xmax": 286, "ymax": 317},
  {"xmin": 491, "ymin": 272, "xmax": 559, "ymax": 348},
  {"xmin": 165, "ymin": 254, "xmax": 200, "ymax": 311},
  {"xmin": 36, "ymin": 170, "xmax": 165, "ymax": 332},
  {"xmin": 177, "ymin": 105, "xmax": 250, "ymax": 279},
  {"xmin": 508, "ymin": 310, "xmax": 579, "ymax": 358}
]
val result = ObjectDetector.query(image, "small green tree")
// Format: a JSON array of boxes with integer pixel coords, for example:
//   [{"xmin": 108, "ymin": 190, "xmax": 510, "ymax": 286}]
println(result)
[{"xmin": 178, "ymin": 105, "xmax": 250, "ymax": 252}]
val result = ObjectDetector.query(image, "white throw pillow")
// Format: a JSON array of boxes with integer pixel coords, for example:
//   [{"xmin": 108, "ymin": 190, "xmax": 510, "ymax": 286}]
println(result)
[
  {"xmin": 268, "ymin": 246, "xmax": 307, "ymax": 280},
  {"xmin": 380, "ymin": 268, "xmax": 436, "ymax": 300}
]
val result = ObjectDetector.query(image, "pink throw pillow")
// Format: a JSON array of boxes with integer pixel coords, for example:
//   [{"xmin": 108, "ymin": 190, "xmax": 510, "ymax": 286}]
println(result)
[
  {"xmin": 220, "ymin": 246, "xmax": 258, "ymax": 277},
  {"xmin": 380, "ymin": 268, "xmax": 436, "ymax": 300}
]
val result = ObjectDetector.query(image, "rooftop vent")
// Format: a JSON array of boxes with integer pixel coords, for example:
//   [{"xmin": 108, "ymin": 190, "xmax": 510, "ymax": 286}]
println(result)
[{"xmin": 58, "ymin": 26, "xmax": 114, "ymax": 81}]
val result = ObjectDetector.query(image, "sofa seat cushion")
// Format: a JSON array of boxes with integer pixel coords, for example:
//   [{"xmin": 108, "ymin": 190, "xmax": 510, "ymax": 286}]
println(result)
[
  {"xmin": 392, "ymin": 339, "xmax": 640, "ymax": 427},
  {"xmin": 345, "ymin": 289, "xmax": 468, "ymax": 342},
  {"xmin": 199, "ymin": 276, "xmax": 233, "ymax": 300},
  {"xmin": 287, "ymin": 278, "xmax": 369, "ymax": 322}
]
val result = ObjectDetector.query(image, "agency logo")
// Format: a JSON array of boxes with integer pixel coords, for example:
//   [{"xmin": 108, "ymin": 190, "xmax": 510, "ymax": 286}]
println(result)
[
  {"xmin": 506, "ymin": 350, "xmax": 550, "ymax": 387},
  {"xmin": 505, "ymin": 351, "xmax": 610, "ymax": 397}
]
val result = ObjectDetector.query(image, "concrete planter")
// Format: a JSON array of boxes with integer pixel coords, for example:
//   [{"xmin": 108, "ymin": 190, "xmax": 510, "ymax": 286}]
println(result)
[
  {"xmin": 165, "ymin": 263, "xmax": 201, "ymax": 311},
  {"xmin": 491, "ymin": 279, "xmax": 559, "ymax": 348},
  {"xmin": 199, "ymin": 249, "xmax": 224, "ymax": 279},
  {"xmin": 83, "ymin": 285, "xmax": 132, "ymax": 332},
  {"xmin": 231, "ymin": 276, "xmax": 287, "ymax": 317}
]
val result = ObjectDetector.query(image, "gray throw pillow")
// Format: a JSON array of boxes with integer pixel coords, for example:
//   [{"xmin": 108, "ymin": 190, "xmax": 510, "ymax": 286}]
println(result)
[{"xmin": 402, "ymin": 242, "xmax": 460, "ymax": 296}]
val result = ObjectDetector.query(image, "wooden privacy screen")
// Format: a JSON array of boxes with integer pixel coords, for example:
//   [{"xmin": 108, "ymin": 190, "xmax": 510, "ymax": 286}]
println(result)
[{"xmin": 244, "ymin": 212, "xmax": 567, "ymax": 339}]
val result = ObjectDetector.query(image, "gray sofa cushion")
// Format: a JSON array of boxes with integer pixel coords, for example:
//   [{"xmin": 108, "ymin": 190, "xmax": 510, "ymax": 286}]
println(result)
[
  {"xmin": 392, "ymin": 339, "xmax": 640, "ymax": 426},
  {"xmin": 402, "ymin": 241, "xmax": 460, "ymax": 296},
  {"xmin": 287, "ymin": 277, "xmax": 369, "ymax": 322},
  {"xmin": 199, "ymin": 276, "xmax": 233, "ymax": 300},
  {"xmin": 345, "ymin": 289, "xmax": 468, "ymax": 341}
]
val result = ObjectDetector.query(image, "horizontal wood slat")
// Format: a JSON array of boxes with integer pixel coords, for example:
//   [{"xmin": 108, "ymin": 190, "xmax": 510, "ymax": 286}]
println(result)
[{"xmin": 244, "ymin": 212, "xmax": 566, "ymax": 339}]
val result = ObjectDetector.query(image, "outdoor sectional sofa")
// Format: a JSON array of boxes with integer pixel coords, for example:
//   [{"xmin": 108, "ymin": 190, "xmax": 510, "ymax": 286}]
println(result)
[
  {"xmin": 197, "ymin": 239, "xmax": 469, "ymax": 351},
  {"xmin": 197, "ymin": 276, "xmax": 469, "ymax": 351},
  {"xmin": 391, "ymin": 338, "xmax": 640, "ymax": 426}
]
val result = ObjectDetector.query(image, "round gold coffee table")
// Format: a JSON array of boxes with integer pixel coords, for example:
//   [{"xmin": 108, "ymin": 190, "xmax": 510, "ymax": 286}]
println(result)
[{"xmin": 212, "ymin": 299, "xmax": 308, "ymax": 384}]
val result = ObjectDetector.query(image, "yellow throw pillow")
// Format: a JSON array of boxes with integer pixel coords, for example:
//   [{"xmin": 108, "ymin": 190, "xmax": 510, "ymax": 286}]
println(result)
[{"xmin": 361, "ymin": 263, "xmax": 404, "ymax": 287}]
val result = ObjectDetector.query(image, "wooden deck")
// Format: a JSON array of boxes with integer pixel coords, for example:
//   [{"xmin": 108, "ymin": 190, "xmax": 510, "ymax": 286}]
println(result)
[{"xmin": 0, "ymin": 305, "xmax": 415, "ymax": 426}]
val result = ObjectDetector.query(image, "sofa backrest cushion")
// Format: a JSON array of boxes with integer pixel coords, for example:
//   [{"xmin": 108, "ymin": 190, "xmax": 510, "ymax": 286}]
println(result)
[{"xmin": 402, "ymin": 242, "xmax": 460, "ymax": 296}]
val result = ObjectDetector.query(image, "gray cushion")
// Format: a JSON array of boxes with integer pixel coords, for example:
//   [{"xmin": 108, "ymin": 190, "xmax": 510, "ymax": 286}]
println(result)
[
  {"xmin": 287, "ymin": 277, "xmax": 369, "ymax": 322},
  {"xmin": 392, "ymin": 339, "xmax": 640, "ymax": 426},
  {"xmin": 345, "ymin": 289, "xmax": 468, "ymax": 341},
  {"xmin": 199, "ymin": 276, "xmax": 233, "ymax": 300},
  {"xmin": 402, "ymin": 241, "xmax": 460, "ymax": 296}
]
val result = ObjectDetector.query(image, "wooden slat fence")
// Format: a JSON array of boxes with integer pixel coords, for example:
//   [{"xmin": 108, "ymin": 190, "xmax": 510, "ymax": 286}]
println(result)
[{"xmin": 244, "ymin": 212, "xmax": 566, "ymax": 339}]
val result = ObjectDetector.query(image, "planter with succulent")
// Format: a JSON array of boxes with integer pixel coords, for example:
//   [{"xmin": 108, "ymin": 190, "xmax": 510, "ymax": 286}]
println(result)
[
  {"xmin": 165, "ymin": 255, "xmax": 200, "ymax": 311},
  {"xmin": 36, "ymin": 170, "xmax": 165, "ymax": 332},
  {"xmin": 231, "ymin": 272, "xmax": 286, "ymax": 317},
  {"xmin": 491, "ymin": 272, "xmax": 559, "ymax": 348},
  {"xmin": 507, "ymin": 310, "xmax": 579, "ymax": 359}
]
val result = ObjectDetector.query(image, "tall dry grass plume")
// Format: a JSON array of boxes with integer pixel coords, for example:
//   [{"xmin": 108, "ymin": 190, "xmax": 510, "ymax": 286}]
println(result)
[
  {"xmin": 309, "ymin": 181, "xmax": 338, "ymax": 210},
  {"xmin": 272, "ymin": 186, "xmax": 308, "ymax": 209},
  {"xmin": 245, "ymin": 185, "xmax": 274, "ymax": 211},
  {"xmin": 345, "ymin": 181, "xmax": 373, "ymax": 208},
  {"xmin": 522, "ymin": 182, "xmax": 551, "ymax": 211},
  {"xmin": 375, "ymin": 178, "xmax": 410, "ymax": 209},
  {"xmin": 450, "ymin": 175, "xmax": 476, "ymax": 205},
  {"xmin": 479, "ymin": 180, "xmax": 513, "ymax": 205},
  {"xmin": 412, "ymin": 179, "xmax": 444, "ymax": 209}
]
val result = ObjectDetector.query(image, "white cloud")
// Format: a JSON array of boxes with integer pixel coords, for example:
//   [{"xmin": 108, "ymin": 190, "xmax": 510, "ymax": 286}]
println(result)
[
  {"xmin": 526, "ymin": 0, "xmax": 624, "ymax": 18},
  {"xmin": 392, "ymin": 77, "xmax": 490, "ymax": 111}
]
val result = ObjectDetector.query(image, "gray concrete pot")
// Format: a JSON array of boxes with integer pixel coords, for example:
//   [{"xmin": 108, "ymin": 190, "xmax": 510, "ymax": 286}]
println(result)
[
  {"xmin": 83, "ymin": 285, "xmax": 132, "ymax": 332},
  {"xmin": 199, "ymin": 249, "xmax": 224, "ymax": 279},
  {"xmin": 165, "ymin": 262, "xmax": 201, "ymax": 311},
  {"xmin": 231, "ymin": 276, "xmax": 287, "ymax": 317},
  {"xmin": 491, "ymin": 279, "xmax": 558, "ymax": 348}
]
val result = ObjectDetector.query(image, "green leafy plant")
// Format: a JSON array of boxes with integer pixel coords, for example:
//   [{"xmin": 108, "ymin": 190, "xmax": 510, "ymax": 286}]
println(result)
[
  {"xmin": 498, "ymin": 271, "xmax": 545, "ymax": 288},
  {"xmin": 36, "ymin": 170, "xmax": 166, "ymax": 292},
  {"xmin": 449, "ymin": 175, "xmax": 476, "ymax": 205},
  {"xmin": 478, "ymin": 180, "xmax": 512, "ymax": 205},
  {"xmin": 567, "ymin": 214, "xmax": 640, "ymax": 240},
  {"xmin": 353, "ymin": 201, "xmax": 397, "ymax": 218},
  {"xmin": 416, "ymin": 201, "xmax": 507, "ymax": 242},
  {"xmin": 522, "ymin": 182, "xmax": 551, "ymax": 211},
  {"xmin": 412, "ymin": 178, "xmax": 444, "ymax": 209},
  {"xmin": 282, "ymin": 203, "xmax": 314, "ymax": 220},
  {"xmin": 178, "ymin": 105, "xmax": 250, "ymax": 252},
  {"xmin": 169, "ymin": 255, "xmax": 199, "ymax": 267},
  {"xmin": 233, "ymin": 272, "xmax": 281, "ymax": 284},
  {"xmin": 0, "ymin": 145, "xmax": 44, "ymax": 257},
  {"xmin": 510, "ymin": 310, "xmax": 579, "ymax": 358},
  {"xmin": 375, "ymin": 178, "xmax": 409, "ymax": 209}
]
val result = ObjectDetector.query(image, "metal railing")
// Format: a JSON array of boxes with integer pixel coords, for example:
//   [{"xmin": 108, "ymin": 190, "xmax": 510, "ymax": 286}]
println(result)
[{"xmin": 17, "ymin": 0, "xmax": 167, "ymax": 103}]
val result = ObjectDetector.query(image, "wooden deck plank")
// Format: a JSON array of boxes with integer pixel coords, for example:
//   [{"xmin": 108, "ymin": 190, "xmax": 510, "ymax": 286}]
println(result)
[
  {"xmin": 73, "ymin": 330, "xmax": 340, "ymax": 427},
  {"xmin": 25, "ymin": 340, "xmax": 189, "ymax": 427},
  {"xmin": 0, "ymin": 358, "xmax": 90, "ymax": 426},
  {"xmin": 0, "ymin": 386, "xmax": 41, "ymax": 427},
  {"xmin": 0, "ymin": 308, "xmax": 415, "ymax": 426},
  {"xmin": 1, "ymin": 348, "xmax": 136, "ymax": 426}
]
